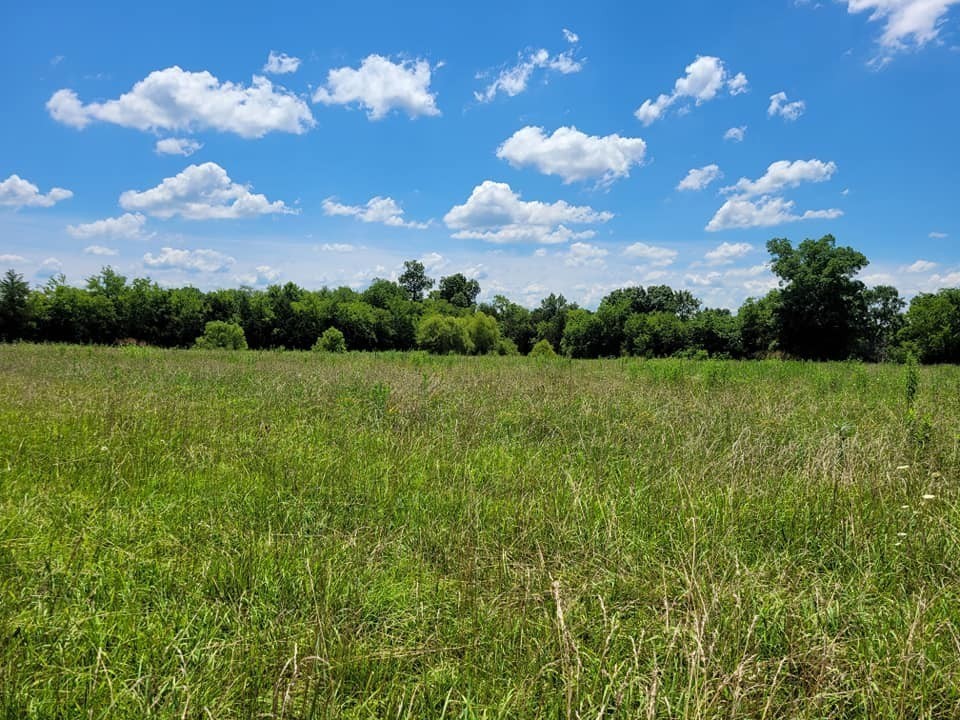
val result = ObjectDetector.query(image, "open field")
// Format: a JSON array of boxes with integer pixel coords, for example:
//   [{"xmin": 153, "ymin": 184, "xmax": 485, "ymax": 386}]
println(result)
[{"xmin": 2, "ymin": 345, "xmax": 960, "ymax": 718}]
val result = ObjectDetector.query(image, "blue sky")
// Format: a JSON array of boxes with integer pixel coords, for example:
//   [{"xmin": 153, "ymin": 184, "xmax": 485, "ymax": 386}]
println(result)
[{"xmin": 1, "ymin": 0, "xmax": 958, "ymax": 308}]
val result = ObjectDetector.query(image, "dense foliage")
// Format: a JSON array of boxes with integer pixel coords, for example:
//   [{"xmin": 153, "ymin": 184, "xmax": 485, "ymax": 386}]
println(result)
[{"xmin": 1, "ymin": 235, "xmax": 958, "ymax": 362}]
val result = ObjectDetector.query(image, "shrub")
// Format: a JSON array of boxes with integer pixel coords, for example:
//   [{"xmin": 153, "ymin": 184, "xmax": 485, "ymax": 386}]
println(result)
[
  {"xmin": 194, "ymin": 321, "xmax": 247, "ymax": 350},
  {"xmin": 495, "ymin": 337, "xmax": 519, "ymax": 356},
  {"xmin": 529, "ymin": 339, "xmax": 557, "ymax": 358},
  {"xmin": 314, "ymin": 326, "xmax": 347, "ymax": 353},
  {"xmin": 416, "ymin": 314, "xmax": 473, "ymax": 355},
  {"xmin": 466, "ymin": 311, "xmax": 500, "ymax": 355}
]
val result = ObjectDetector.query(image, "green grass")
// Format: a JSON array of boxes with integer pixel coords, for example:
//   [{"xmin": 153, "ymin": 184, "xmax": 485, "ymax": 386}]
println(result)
[{"xmin": 1, "ymin": 344, "xmax": 960, "ymax": 719}]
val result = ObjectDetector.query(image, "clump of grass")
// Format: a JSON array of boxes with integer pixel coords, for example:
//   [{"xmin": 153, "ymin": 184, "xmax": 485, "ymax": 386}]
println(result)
[{"xmin": 0, "ymin": 345, "xmax": 959, "ymax": 718}]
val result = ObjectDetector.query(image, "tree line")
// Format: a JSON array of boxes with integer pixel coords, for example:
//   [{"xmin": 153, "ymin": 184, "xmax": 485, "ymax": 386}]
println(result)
[{"xmin": 1, "ymin": 235, "xmax": 958, "ymax": 363}]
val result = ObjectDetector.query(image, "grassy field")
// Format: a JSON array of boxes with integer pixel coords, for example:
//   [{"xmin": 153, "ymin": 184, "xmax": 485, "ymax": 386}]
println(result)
[{"xmin": 1, "ymin": 344, "xmax": 960, "ymax": 719}]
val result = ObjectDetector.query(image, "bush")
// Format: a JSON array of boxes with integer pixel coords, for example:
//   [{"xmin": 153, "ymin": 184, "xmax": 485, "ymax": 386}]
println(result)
[
  {"xmin": 495, "ymin": 337, "xmax": 519, "ymax": 356},
  {"xmin": 314, "ymin": 326, "xmax": 347, "ymax": 353},
  {"xmin": 466, "ymin": 311, "xmax": 500, "ymax": 355},
  {"xmin": 194, "ymin": 321, "xmax": 247, "ymax": 350},
  {"xmin": 529, "ymin": 339, "xmax": 557, "ymax": 358},
  {"xmin": 416, "ymin": 314, "xmax": 473, "ymax": 355}
]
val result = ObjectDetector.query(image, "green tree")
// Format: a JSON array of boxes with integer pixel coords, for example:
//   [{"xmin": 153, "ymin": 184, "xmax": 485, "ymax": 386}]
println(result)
[
  {"xmin": 466, "ymin": 311, "xmax": 500, "ymax": 355},
  {"xmin": 688, "ymin": 309, "xmax": 742, "ymax": 358},
  {"xmin": 398, "ymin": 260, "xmax": 435, "ymax": 302},
  {"xmin": 767, "ymin": 235, "xmax": 869, "ymax": 360},
  {"xmin": 314, "ymin": 326, "xmax": 347, "ymax": 353},
  {"xmin": 416, "ymin": 314, "xmax": 473, "ymax": 354},
  {"xmin": 625, "ymin": 312, "xmax": 689, "ymax": 357},
  {"xmin": 0, "ymin": 269, "xmax": 31, "ymax": 341},
  {"xmin": 529, "ymin": 339, "xmax": 557, "ymax": 358},
  {"xmin": 531, "ymin": 294, "xmax": 573, "ymax": 349},
  {"xmin": 560, "ymin": 308, "xmax": 605, "ymax": 358},
  {"xmin": 435, "ymin": 273, "xmax": 481, "ymax": 308},
  {"xmin": 195, "ymin": 321, "xmax": 248, "ymax": 350},
  {"xmin": 861, "ymin": 285, "xmax": 906, "ymax": 362},
  {"xmin": 899, "ymin": 289, "xmax": 960, "ymax": 363},
  {"xmin": 738, "ymin": 291, "xmax": 781, "ymax": 358}
]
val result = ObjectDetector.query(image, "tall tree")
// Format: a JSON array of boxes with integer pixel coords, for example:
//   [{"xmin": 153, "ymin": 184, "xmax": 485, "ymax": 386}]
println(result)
[
  {"xmin": 435, "ymin": 273, "xmax": 481, "ymax": 308},
  {"xmin": 398, "ymin": 260, "xmax": 434, "ymax": 302},
  {"xmin": 767, "ymin": 235, "xmax": 869, "ymax": 360},
  {"xmin": 0, "ymin": 269, "xmax": 31, "ymax": 341}
]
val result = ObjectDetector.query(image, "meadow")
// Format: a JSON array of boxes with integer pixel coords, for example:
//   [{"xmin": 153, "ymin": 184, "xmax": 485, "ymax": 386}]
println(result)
[{"xmin": 1, "ymin": 344, "xmax": 960, "ymax": 719}]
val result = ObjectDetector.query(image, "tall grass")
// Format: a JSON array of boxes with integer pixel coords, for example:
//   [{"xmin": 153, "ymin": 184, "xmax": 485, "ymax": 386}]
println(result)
[{"xmin": 1, "ymin": 345, "xmax": 959, "ymax": 718}]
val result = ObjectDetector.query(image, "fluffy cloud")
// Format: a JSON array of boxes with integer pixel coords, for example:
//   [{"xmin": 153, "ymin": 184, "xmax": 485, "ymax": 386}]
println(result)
[
  {"xmin": 0, "ymin": 174, "xmax": 73, "ymax": 209},
  {"xmin": 768, "ymin": 92, "xmax": 806, "ymax": 121},
  {"xmin": 235, "ymin": 265, "xmax": 281, "ymax": 285},
  {"xmin": 444, "ymin": 180, "xmax": 612, "ymax": 244},
  {"xmin": 119, "ymin": 163, "xmax": 293, "ymax": 220},
  {"xmin": 705, "ymin": 242, "xmax": 753, "ymax": 264},
  {"xmin": 929, "ymin": 231, "xmax": 948, "ymax": 239},
  {"xmin": 845, "ymin": 0, "xmax": 960, "ymax": 55},
  {"xmin": 37, "ymin": 258, "xmax": 63, "ymax": 278},
  {"xmin": 565, "ymin": 242, "xmax": 608, "ymax": 267},
  {"xmin": 634, "ymin": 56, "xmax": 748, "ymax": 125},
  {"xmin": 67, "ymin": 212, "xmax": 147, "ymax": 240},
  {"xmin": 707, "ymin": 196, "xmax": 843, "ymax": 231},
  {"xmin": 562, "ymin": 28, "xmax": 579, "ymax": 43},
  {"xmin": 623, "ymin": 242, "xmax": 678, "ymax": 267},
  {"xmin": 724, "ymin": 126, "xmax": 747, "ymax": 142},
  {"xmin": 263, "ymin": 51, "xmax": 301, "ymax": 75},
  {"xmin": 475, "ymin": 33, "xmax": 583, "ymax": 103},
  {"xmin": 155, "ymin": 138, "xmax": 203, "ymax": 157},
  {"xmin": 83, "ymin": 245, "xmax": 119, "ymax": 256},
  {"xmin": 722, "ymin": 159, "xmax": 837, "ymax": 197},
  {"xmin": 313, "ymin": 55, "xmax": 440, "ymax": 119},
  {"xmin": 677, "ymin": 164, "xmax": 722, "ymax": 191},
  {"xmin": 496, "ymin": 126, "xmax": 646, "ymax": 185},
  {"xmin": 143, "ymin": 247, "xmax": 235, "ymax": 273},
  {"xmin": 47, "ymin": 66, "xmax": 315, "ymax": 138},
  {"xmin": 322, "ymin": 196, "xmax": 428, "ymax": 228},
  {"xmin": 319, "ymin": 243, "xmax": 357, "ymax": 252},
  {"xmin": 904, "ymin": 259, "xmax": 938, "ymax": 272},
  {"xmin": 0, "ymin": 254, "xmax": 27, "ymax": 263}
]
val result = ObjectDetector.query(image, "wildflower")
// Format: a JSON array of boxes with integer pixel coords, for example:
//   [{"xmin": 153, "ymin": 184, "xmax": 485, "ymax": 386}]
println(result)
[
  {"xmin": 897, "ymin": 532, "xmax": 907, "ymax": 538},
  {"xmin": 896, "ymin": 465, "xmax": 910, "ymax": 471},
  {"xmin": 922, "ymin": 494, "xmax": 936, "ymax": 501},
  {"xmin": 900, "ymin": 505, "xmax": 910, "ymax": 510},
  {"xmin": 931, "ymin": 472, "xmax": 942, "ymax": 479},
  {"xmin": 100, "ymin": 446, "xmax": 108, "ymax": 452}
]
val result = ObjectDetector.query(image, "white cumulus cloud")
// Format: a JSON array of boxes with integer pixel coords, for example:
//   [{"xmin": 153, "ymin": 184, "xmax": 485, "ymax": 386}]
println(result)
[
  {"xmin": 83, "ymin": 245, "xmax": 119, "ymax": 256},
  {"xmin": 313, "ymin": 55, "xmax": 440, "ymax": 119},
  {"xmin": 67, "ymin": 213, "xmax": 147, "ymax": 240},
  {"xmin": 0, "ymin": 174, "xmax": 73, "ymax": 209},
  {"xmin": 677, "ymin": 164, "xmax": 723, "ymax": 191},
  {"xmin": 155, "ymin": 138, "xmax": 203, "ymax": 157},
  {"xmin": 0, "ymin": 254, "xmax": 27, "ymax": 264},
  {"xmin": 496, "ymin": 126, "xmax": 646, "ymax": 185},
  {"xmin": 724, "ymin": 125, "xmax": 747, "ymax": 142},
  {"xmin": 634, "ymin": 56, "xmax": 747, "ymax": 125},
  {"xmin": 322, "ymin": 196, "xmax": 428, "ymax": 229},
  {"xmin": 263, "ymin": 51, "xmax": 301, "ymax": 75},
  {"xmin": 444, "ymin": 180, "xmax": 612, "ymax": 244},
  {"xmin": 904, "ymin": 259, "xmax": 937, "ymax": 272},
  {"xmin": 623, "ymin": 242, "xmax": 678, "ymax": 267},
  {"xmin": 47, "ymin": 66, "xmax": 315, "ymax": 138},
  {"xmin": 846, "ymin": 0, "xmax": 960, "ymax": 56},
  {"xmin": 143, "ymin": 247, "xmax": 235, "ymax": 273},
  {"xmin": 565, "ymin": 242, "xmax": 608, "ymax": 267},
  {"xmin": 768, "ymin": 91, "xmax": 806, "ymax": 121},
  {"xmin": 119, "ymin": 162, "xmax": 293, "ymax": 220},
  {"xmin": 705, "ymin": 242, "xmax": 753, "ymax": 265},
  {"xmin": 707, "ymin": 196, "xmax": 843, "ymax": 231},
  {"xmin": 235, "ymin": 264, "xmax": 281, "ymax": 285},
  {"xmin": 722, "ymin": 159, "xmax": 837, "ymax": 197}
]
